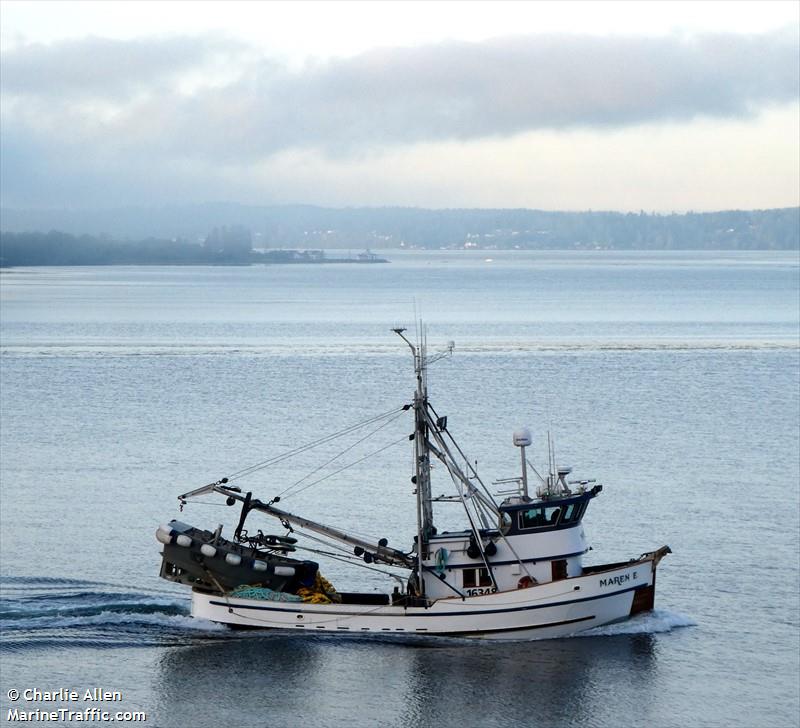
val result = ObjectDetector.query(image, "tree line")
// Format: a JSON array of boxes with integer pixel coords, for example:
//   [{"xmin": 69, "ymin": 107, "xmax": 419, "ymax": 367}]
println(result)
[
  {"xmin": 0, "ymin": 231, "xmax": 388, "ymax": 267},
  {"xmin": 0, "ymin": 231, "xmax": 250, "ymax": 267},
  {"xmin": 1, "ymin": 207, "xmax": 797, "ymax": 266}
]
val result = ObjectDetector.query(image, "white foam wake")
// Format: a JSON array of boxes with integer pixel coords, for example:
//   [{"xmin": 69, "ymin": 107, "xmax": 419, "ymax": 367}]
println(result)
[
  {"xmin": 4, "ymin": 610, "xmax": 228, "ymax": 633},
  {"xmin": 579, "ymin": 609, "xmax": 696, "ymax": 637}
]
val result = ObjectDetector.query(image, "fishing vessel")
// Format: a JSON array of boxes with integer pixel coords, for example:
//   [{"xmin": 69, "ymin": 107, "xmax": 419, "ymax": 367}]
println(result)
[{"xmin": 157, "ymin": 329, "xmax": 670, "ymax": 640}]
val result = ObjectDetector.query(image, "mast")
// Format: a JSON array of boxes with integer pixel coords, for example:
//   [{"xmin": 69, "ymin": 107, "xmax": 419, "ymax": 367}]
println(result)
[
  {"xmin": 513, "ymin": 427, "xmax": 532, "ymax": 500},
  {"xmin": 393, "ymin": 327, "xmax": 434, "ymax": 595}
]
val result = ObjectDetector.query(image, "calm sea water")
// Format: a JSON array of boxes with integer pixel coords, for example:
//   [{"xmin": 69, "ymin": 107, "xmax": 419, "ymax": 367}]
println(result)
[{"xmin": 1, "ymin": 250, "xmax": 798, "ymax": 728}]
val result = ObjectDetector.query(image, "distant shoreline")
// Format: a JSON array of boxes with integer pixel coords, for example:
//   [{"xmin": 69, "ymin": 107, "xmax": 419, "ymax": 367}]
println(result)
[
  {"xmin": 0, "ymin": 231, "xmax": 390, "ymax": 267},
  {"xmin": 0, "ymin": 261, "xmax": 391, "ymax": 268},
  {"xmin": 2, "ymin": 205, "xmax": 797, "ymax": 252},
  {"xmin": 3, "ymin": 248, "xmax": 799, "ymax": 272}
]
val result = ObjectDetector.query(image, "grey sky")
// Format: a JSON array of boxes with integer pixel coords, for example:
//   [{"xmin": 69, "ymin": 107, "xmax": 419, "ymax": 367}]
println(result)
[{"xmin": 1, "ymin": 1, "xmax": 798, "ymax": 211}]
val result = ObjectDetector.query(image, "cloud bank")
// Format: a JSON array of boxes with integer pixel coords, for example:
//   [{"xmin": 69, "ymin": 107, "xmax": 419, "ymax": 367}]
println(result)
[{"xmin": 1, "ymin": 29, "xmax": 798, "ymax": 207}]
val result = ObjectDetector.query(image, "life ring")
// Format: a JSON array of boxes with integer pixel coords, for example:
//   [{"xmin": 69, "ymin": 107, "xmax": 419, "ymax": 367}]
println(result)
[{"xmin": 517, "ymin": 575, "xmax": 534, "ymax": 589}]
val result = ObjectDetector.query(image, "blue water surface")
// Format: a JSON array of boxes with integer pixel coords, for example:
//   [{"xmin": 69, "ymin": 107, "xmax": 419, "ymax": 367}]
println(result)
[{"xmin": 1, "ymin": 250, "xmax": 798, "ymax": 728}]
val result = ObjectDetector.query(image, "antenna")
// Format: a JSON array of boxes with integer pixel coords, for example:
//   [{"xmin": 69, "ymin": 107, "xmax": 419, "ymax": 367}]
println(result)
[
  {"xmin": 393, "ymin": 324, "xmax": 454, "ymax": 371},
  {"xmin": 547, "ymin": 431, "xmax": 556, "ymax": 495}
]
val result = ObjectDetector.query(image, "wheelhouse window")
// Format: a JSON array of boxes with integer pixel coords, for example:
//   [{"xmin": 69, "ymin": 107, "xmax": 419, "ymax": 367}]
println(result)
[
  {"xmin": 463, "ymin": 568, "xmax": 492, "ymax": 588},
  {"xmin": 561, "ymin": 502, "xmax": 587, "ymax": 525},
  {"xmin": 519, "ymin": 505, "xmax": 563, "ymax": 530},
  {"xmin": 566, "ymin": 502, "xmax": 587, "ymax": 524}
]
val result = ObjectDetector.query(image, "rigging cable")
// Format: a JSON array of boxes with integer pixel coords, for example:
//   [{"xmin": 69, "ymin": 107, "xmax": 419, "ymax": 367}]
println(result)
[
  {"xmin": 301, "ymin": 548, "xmax": 408, "ymax": 586},
  {"xmin": 278, "ymin": 409, "xmax": 407, "ymax": 499},
  {"xmin": 427, "ymin": 401, "xmax": 500, "ymax": 509},
  {"xmin": 280, "ymin": 435, "xmax": 409, "ymax": 499},
  {"xmin": 283, "ymin": 528, "xmax": 409, "ymax": 586},
  {"xmin": 224, "ymin": 405, "xmax": 407, "ymax": 482}
]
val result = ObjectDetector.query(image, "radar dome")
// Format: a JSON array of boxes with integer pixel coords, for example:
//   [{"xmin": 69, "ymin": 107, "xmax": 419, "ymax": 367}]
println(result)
[{"xmin": 513, "ymin": 427, "xmax": 532, "ymax": 447}]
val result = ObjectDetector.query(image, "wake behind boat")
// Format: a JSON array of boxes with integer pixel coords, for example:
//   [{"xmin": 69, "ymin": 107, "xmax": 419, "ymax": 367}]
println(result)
[{"xmin": 157, "ymin": 329, "xmax": 670, "ymax": 640}]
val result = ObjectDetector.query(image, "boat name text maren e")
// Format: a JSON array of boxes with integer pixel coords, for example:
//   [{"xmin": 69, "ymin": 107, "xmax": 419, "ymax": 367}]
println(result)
[{"xmin": 599, "ymin": 572, "xmax": 638, "ymax": 587}]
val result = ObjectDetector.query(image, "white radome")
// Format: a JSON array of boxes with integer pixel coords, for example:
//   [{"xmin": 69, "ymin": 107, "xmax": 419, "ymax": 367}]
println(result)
[{"xmin": 513, "ymin": 427, "xmax": 532, "ymax": 447}]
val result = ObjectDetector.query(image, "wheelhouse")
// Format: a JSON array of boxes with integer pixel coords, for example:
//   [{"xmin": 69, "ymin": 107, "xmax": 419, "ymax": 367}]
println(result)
[{"xmin": 498, "ymin": 486, "xmax": 602, "ymax": 537}]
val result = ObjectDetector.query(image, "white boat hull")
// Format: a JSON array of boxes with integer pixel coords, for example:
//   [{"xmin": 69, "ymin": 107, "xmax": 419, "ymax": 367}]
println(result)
[{"xmin": 191, "ymin": 551, "xmax": 666, "ymax": 641}]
